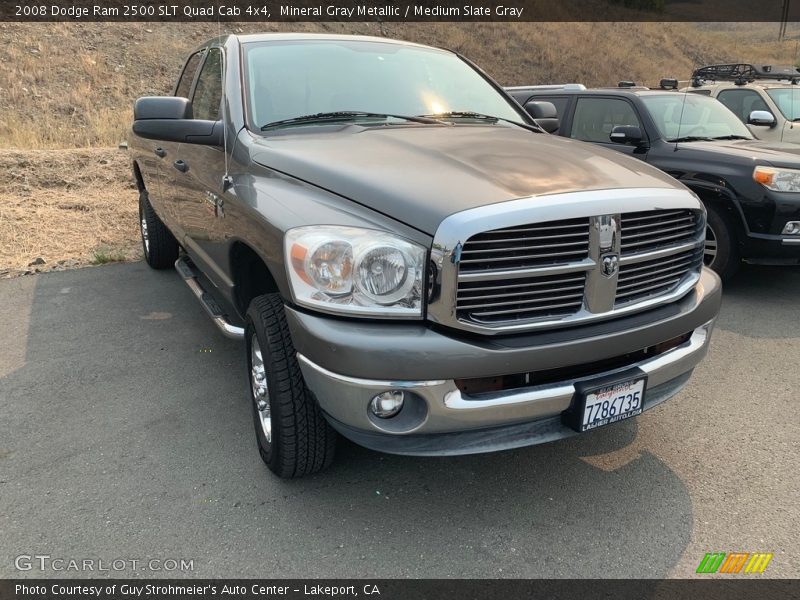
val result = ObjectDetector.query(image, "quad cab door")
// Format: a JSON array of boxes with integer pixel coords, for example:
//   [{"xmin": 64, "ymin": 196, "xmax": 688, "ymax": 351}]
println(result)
[
  {"xmin": 167, "ymin": 46, "xmax": 232, "ymax": 291},
  {"xmin": 151, "ymin": 49, "xmax": 205, "ymax": 239}
]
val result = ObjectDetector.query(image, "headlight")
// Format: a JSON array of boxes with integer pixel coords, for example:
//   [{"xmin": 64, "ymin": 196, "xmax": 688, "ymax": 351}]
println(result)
[
  {"xmin": 753, "ymin": 166, "xmax": 800, "ymax": 192},
  {"xmin": 285, "ymin": 226, "xmax": 426, "ymax": 318}
]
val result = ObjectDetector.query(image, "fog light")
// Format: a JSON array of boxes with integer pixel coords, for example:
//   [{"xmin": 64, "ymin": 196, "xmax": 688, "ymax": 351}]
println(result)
[
  {"xmin": 783, "ymin": 221, "xmax": 800, "ymax": 235},
  {"xmin": 370, "ymin": 390, "xmax": 404, "ymax": 418}
]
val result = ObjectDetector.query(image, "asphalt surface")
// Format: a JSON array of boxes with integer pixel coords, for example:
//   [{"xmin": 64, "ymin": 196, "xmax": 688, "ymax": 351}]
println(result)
[{"xmin": 1, "ymin": 262, "xmax": 798, "ymax": 579}]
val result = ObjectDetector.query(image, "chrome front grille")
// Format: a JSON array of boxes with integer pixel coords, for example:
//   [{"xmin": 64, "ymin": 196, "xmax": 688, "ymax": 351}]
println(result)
[
  {"xmin": 456, "ymin": 272, "xmax": 586, "ymax": 324},
  {"xmin": 458, "ymin": 218, "xmax": 591, "ymax": 272},
  {"xmin": 620, "ymin": 210, "xmax": 699, "ymax": 254},
  {"xmin": 446, "ymin": 207, "xmax": 705, "ymax": 333},
  {"xmin": 616, "ymin": 248, "xmax": 704, "ymax": 306}
]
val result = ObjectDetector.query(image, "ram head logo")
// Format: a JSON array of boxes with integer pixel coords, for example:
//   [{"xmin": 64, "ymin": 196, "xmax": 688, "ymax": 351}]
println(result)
[{"xmin": 601, "ymin": 253, "xmax": 619, "ymax": 278}]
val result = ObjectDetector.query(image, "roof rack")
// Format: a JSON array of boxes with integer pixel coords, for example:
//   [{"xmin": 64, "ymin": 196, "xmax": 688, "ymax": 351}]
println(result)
[
  {"xmin": 691, "ymin": 63, "xmax": 800, "ymax": 86},
  {"xmin": 505, "ymin": 83, "xmax": 587, "ymax": 91}
]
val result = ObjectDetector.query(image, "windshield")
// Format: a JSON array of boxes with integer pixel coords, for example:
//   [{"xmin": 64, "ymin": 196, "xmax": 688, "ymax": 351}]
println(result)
[
  {"xmin": 766, "ymin": 88, "xmax": 800, "ymax": 121},
  {"xmin": 243, "ymin": 40, "xmax": 524, "ymax": 129},
  {"xmin": 641, "ymin": 94, "xmax": 754, "ymax": 141}
]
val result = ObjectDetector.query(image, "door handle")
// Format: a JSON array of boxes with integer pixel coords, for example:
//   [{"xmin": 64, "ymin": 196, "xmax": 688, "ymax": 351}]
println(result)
[
  {"xmin": 173, "ymin": 160, "xmax": 188, "ymax": 173},
  {"xmin": 154, "ymin": 147, "xmax": 166, "ymax": 158}
]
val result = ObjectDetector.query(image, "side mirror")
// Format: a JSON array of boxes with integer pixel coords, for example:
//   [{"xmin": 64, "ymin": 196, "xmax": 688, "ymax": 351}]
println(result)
[
  {"xmin": 748, "ymin": 110, "xmax": 776, "ymax": 127},
  {"xmin": 523, "ymin": 100, "xmax": 559, "ymax": 133},
  {"xmin": 610, "ymin": 125, "xmax": 644, "ymax": 145},
  {"xmin": 132, "ymin": 96, "xmax": 223, "ymax": 146}
]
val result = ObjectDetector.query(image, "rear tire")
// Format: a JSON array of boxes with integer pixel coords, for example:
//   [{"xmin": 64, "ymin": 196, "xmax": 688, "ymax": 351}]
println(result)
[
  {"xmin": 245, "ymin": 293, "xmax": 336, "ymax": 478},
  {"xmin": 139, "ymin": 189, "xmax": 179, "ymax": 269},
  {"xmin": 703, "ymin": 203, "xmax": 740, "ymax": 281}
]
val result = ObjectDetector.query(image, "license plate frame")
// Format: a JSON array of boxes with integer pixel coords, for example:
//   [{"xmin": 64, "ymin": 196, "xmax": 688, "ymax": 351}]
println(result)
[{"xmin": 563, "ymin": 369, "xmax": 648, "ymax": 433}]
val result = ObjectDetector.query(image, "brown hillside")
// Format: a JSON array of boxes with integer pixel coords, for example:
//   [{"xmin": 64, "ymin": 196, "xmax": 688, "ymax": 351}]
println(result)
[{"xmin": 0, "ymin": 21, "xmax": 798, "ymax": 148}]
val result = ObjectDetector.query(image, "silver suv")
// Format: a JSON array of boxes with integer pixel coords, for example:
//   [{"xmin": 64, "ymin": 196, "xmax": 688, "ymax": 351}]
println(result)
[{"xmin": 684, "ymin": 63, "xmax": 800, "ymax": 143}]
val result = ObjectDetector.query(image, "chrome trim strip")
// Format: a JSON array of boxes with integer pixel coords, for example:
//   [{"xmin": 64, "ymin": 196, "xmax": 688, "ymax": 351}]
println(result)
[
  {"xmin": 619, "ymin": 240, "xmax": 704, "ymax": 265},
  {"xmin": 428, "ymin": 188, "xmax": 705, "ymax": 335},
  {"xmin": 782, "ymin": 238, "xmax": 800, "ymax": 245},
  {"xmin": 296, "ymin": 354, "xmax": 447, "ymax": 388},
  {"xmin": 456, "ymin": 259, "xmax": 595, "ymax": 282}
]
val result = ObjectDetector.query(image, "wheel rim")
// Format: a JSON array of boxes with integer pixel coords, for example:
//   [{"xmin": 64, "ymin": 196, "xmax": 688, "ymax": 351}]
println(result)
[
  {"xmin": 704, "ymin": 224, "xmax": 718, "ymax": 266},
  {"xmin": 140, "ymin": 215, "xmax": 150, "ymax": 256},
  {"xmin": 250, "ymin": 335, "xmax": 271, "ymax": 443}
]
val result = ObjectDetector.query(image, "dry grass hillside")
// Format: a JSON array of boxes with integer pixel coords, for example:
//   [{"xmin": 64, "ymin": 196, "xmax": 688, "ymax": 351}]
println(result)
[
  {"xmin": 0, "ymin": 21, "xmax": 799, "ymax": 275},
  {"xmin": 1, "ymin": 21, "xmax": 797, "ymax": 149}
]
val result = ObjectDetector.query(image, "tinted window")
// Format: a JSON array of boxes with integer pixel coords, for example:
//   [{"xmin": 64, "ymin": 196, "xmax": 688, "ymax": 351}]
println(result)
[
  {"xmin": 717, "ymin": 89, "xmax": 770, "ymax": 122},
  {"xmin": 570, "ymin": 97, "xmax": 641, "ymax": 143},
  {"xmin": 531, "ymin": 96, "xmax": 569, "ymax": 118},
  {"xmin": 192, "ymin": 48, "xmax": 223, "ymax": 121},
  {"xmin": 243, "ymin": 40, "xmax": 523, "ymax": 129},
  {"xmin": 175, "ymin": 52, "xmax": 203, "ymax": 98}
]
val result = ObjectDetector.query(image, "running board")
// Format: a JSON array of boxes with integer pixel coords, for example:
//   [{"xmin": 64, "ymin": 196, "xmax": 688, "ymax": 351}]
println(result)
[{"xmin": 175, "ymin": 256, "xmax": 244, "ymax": 340}]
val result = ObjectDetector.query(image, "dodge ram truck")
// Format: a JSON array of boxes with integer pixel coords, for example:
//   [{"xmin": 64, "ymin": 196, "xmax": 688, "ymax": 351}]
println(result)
[{"xmin": 129, "ymin": 34, "xmax": 721, "ymax": 478}]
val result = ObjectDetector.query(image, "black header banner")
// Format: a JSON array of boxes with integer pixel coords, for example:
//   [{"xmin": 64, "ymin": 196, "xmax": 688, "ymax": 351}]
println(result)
[
  {"xmin": 2, "ymin": 579, "xmax": 800, "ymax": 600},
  {"xmin": 2, "ymin": 0, "xmax": 800, "ymax": 22}
]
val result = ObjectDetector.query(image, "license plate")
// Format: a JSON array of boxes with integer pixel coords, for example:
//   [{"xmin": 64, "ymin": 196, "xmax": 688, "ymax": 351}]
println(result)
[{"xmin": 563, "ymin": 372, "xmax": 647, "ymax": 433}]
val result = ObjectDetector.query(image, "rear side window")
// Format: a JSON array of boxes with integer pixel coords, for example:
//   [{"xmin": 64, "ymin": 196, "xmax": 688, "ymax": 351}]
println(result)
[
  {"xmin": 192, "ymin": 48, "xmax": 224, "ymax": 121},
  {"xmin": 570, "ymin": 97, "xmax": 641, "ymax": 143},
  {"xmin": 175, "ymin": 51, "xmax": 204, "ymax": 98}
]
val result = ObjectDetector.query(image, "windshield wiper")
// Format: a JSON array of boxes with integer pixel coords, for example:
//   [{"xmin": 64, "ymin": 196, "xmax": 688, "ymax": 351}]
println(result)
[
  {"xmin": 711, "ymin": 135, "xmax": 751, "ymax": 140},
  {"xmin": 667, "ymin": 136, "xmax": 714, "ymax": 143},
  {"xmin": 260, "ymin": 111, "xmax": 440, "ymax": 131},
  {"xmin": 419, "ymin": 111, "xmax": 543, "ymax": 133}
]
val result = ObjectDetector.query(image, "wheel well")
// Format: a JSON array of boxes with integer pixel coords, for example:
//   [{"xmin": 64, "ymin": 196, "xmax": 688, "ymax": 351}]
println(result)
[
  {"xmin": 230, "ymin": 243, "xmax": 280, "ymax": 316},
  {"xmin": 687, "ymin": 185, "xmax": 745, "ymax": 233},
  {"xmin": 132, "ymin": 161, "xmax": 145, "ymax": 192}
]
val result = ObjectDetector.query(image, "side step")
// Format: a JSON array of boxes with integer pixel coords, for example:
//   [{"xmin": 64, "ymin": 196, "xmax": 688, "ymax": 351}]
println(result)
[{"xmin": 175, "ymin": 256, "xmax": 244, "ymax": 340}]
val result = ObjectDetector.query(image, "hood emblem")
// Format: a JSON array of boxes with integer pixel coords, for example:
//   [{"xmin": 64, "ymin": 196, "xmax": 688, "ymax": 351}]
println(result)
[{"xmin": 601, "ymin": 253, "xmax": 619, "ymax": 278}]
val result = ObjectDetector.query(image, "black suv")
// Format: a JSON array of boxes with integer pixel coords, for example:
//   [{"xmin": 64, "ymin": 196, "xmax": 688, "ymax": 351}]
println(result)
[{"xmin": 507, "ymin": 85, "xmax": 800, "ymax": 279}]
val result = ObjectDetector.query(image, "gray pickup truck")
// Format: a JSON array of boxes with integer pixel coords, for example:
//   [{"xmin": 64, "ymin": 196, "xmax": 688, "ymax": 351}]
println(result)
[{"xmin": 129, "ymin": 33, "xmax": 721, "ymax": 478}]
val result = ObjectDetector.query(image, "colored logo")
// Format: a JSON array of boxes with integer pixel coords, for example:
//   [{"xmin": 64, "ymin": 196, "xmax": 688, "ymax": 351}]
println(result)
[{"xmin": 696, "ymin": 552, "xmax": 773, "ymax": 574}]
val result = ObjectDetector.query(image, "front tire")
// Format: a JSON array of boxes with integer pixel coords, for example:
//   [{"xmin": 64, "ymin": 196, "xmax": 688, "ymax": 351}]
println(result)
[
  {"xmin": 704, "ymin": 203, "xmax": 740, "ymax": 281},
  {"xmin": 139, "ymin": 189, "xmax": 179, "ymax": 269},
  {"xmin": 245, "ymin": 293, "xmax": 336, "ymax": 478}
]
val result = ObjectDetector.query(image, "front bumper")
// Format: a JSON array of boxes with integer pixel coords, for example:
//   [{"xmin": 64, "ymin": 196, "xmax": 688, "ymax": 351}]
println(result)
[
  {"xmin": 288, "ymin": 268, "xmax": 721, "ymax": 456},
  {"xmin": 743, "ymin": 232, "xmax": 800, "ymax": 264}
]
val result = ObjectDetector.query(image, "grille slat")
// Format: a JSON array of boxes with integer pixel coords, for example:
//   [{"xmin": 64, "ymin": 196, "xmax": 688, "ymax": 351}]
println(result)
[
  {"xmin": 459, "ymin": 248, "xmax": 591, "ymax": 265},
  {"xmin": 458, "ymin": 291, "xmax": 585, "ymax": 311},
  {"xmin": 465, "ymin": 231, "xmax": 588, "ymax": 245},
  {"xmin": 453, "ymin": 210, "xmax": 702, "ymax": 329},
  {"xmin": 458, "ymin": 283, "xmax": 585, "ymax": 303},
  {"xmin": 461, "ymin": 240, "xmax": 590, "ymax": 255},
  {"xmin": 470, "ymin": 300, "xmax": 584, "ymax": 319},
  {"xmin": 623, "ymin": 216, "xmax": 694, "ymax": 231}
]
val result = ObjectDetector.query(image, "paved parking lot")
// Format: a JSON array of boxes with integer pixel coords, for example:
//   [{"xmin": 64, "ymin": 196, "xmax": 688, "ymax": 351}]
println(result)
[{"xmin": 1, "ymin": 262, "xmax": 798, "ymax": 578}]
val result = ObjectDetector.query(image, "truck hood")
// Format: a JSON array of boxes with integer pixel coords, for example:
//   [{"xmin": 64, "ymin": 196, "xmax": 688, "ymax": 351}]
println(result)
[
  {"xmin": 677, "ymin": 138, "xmax": 800, "ymax": 168},
  {"xmin": 250, "ymin": 124, "xmax": 680, "ymax": 234}
]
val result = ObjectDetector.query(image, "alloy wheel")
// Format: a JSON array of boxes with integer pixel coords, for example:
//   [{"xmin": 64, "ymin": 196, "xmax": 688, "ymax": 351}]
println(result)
[{"xmin": 250, "ymin": 335, "xmax": 271, "ymax": 443}]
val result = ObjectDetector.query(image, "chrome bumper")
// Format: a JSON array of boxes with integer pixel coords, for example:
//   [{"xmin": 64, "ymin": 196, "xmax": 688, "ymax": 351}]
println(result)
[{"xmin": 296, "ymin": 319, "xmax": 715, "ymax": 454}]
